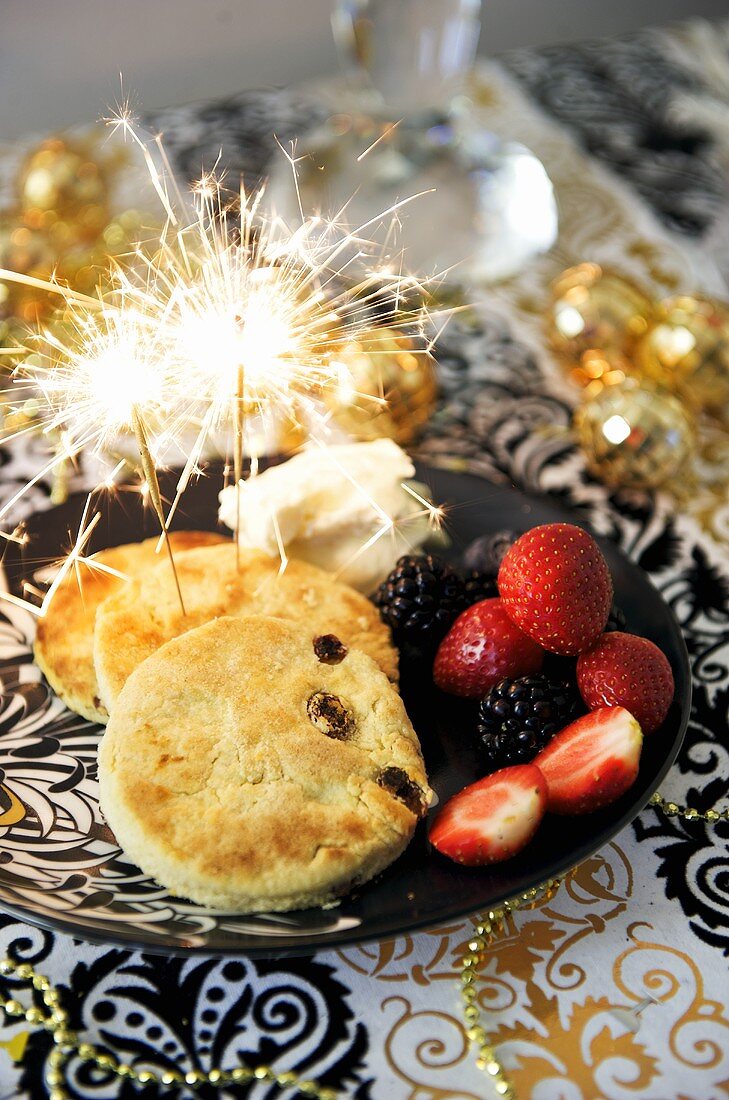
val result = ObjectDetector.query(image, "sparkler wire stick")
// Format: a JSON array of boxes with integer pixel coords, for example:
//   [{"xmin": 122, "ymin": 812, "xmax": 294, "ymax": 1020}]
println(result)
[
  {"xmin": 0, "ymin": 269, "xmax": 102, "ymax": 308},
  {"xmin": 233, "ymin": 361, "xmax": 245, "ymax": 571},
  {"xmin": 129, "ymin": 406, "xmax": 186, "ymax": 615}
]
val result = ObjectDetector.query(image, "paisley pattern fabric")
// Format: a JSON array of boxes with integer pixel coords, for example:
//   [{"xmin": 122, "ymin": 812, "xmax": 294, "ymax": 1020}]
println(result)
[
  {"xmin": 503, "ymin": 32, "xmax": 728, "ymax": 237},
  {"xmin": 1, "ymin": 17, "xmax": 728, "ymax": 1100}
]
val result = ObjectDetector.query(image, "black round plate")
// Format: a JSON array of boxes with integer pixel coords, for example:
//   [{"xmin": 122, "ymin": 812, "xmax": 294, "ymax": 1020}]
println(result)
[{"xmin": 0, "ymin": 463, "xmax": 690, "ymax": 955}]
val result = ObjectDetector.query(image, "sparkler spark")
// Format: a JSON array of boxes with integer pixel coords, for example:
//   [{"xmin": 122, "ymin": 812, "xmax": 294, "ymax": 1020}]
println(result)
[
  {"xmin": 128, "ymin": 153, "xmax": 439, "ymax": 559},
  {"xmin": 6, "ymin": 300, "xmax": 189, "ymax": 611},
  {"xmin": 19, "ymin": 306, "xmax": 172, "ymax": 456},
  {"xmin": 400, "ymin": 481, "xmax": 446, "ymax": 533},
  {"xmin": 0, "ymin": 108, "xmax": 447, "ymax": 612}
]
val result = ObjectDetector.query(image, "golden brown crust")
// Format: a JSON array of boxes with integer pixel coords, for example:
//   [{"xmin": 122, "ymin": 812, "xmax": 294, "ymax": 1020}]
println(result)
[
  {"xmin": 98, "ymin": 615, "xmax": 430, "ymax": 912},
  {"xmin": 94, "ymin": 542, "xmax": 398, "ymax": 711},
  {"xmin": 34, "ymin": 531, "xmax": 227, "ymax": 723}
]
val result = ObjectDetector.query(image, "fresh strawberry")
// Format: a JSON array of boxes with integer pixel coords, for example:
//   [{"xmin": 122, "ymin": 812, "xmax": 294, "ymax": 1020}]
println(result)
[
  {"xmin": 433, "ymin": 598, "xmax": 544, "ymax": 699},
  {"xmin": 534, "ymin": 706, "xmax": 642, "ymax": 814},
  {"xmin": 577, "ymin": 631, "xmax": 674, "ymax": 733},
  {"xmin": 429, "ymin": 764, "xmax": 547, "ymax": 865},
  {"xmin": 498, "ymin": 523, "xmax": 613, "ymax": 655}
]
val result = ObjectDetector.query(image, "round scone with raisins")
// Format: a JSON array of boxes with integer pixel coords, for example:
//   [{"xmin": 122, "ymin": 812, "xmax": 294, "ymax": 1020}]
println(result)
[
  {"xmin": 34, "ymin": 530, "xmax": 227, "ymax": 724},
  {"xmin": 93, "ymin": 542, "xmax": 398, "ymax": 713},
  {"xmin": 98, "ymin": 615, "xmax": 431, "ymax": 912}
]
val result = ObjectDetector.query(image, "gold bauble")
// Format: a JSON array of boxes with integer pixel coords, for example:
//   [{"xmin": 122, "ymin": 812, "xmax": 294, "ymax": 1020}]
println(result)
[
  {"xmin": 635, "ymin": 294, "xmax": 729, "ymax": 414},
  {"xmin": 0, "ymin": 218, "xmax": 56, "ymax": 275},
  {"xmin": 56, "ymin": 254, "xmax": 103, "ymax": 300},
  {"xmin": 574, "ymin": 379, "xmax": 695, "ymax": 490},
  {"xmin": 548, "ymin": 262, "xmax": 653, "ymax": 362},
  {"xmin": 24, "ymin": 210, "xmax": 107, "ymax": 254},
  {"xmin": 18, "ymin": 138, "xmax": 108, "ymax": 240},
  {"xmin": 101, "ymin": 209, "xmax": 146, "ymax": 253},
  {"xmin": 570, "ymin": 346, "xmax": 633, "ymax": 398},
  {"xmin": 0, "ymin": 217, "xmax": 59, "ymax": 324},
  {"xmin": 55, "ymin": 210, "xmax": 149, "ymax": 299},
  {"xmin": 325, "ymin": 327, "xmax": 438, "ymax": 445}
]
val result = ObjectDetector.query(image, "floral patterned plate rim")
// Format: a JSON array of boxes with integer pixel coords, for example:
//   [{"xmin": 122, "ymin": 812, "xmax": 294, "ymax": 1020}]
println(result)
[{"xmin": 0, "ymin": 463, "xmax": 690, "ymax": 956}]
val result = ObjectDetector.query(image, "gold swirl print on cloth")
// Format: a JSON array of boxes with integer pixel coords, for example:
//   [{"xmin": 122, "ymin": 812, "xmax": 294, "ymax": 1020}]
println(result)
[
  {"xmin": 613, "ymin": 930, "xmax": 729, "ymax": 1081},
  {"xmin": 337, "ymin": 924, "xmax": 470, "ymax": 984},
  {"xmin": 334, "ymin": 843, "xmax": 728, "ymax": 1099},
  {"xmin": 487, "ymin": 846, "xmax": 729, "ymax": 1099}
]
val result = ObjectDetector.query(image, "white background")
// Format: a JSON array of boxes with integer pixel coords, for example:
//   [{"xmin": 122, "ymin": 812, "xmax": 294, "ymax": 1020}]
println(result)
[{"xmin": 1, "ymin": 0, "xmax": 728, "ymax": 140}]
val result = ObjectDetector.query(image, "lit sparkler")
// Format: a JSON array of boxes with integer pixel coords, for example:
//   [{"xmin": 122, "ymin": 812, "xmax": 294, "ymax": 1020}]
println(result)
[
  {"xmin": 3, "ymin": 295, "xmax": 189, "ymax": 612},
  {"xmin": 159, "ymin": 178, "xmax": 342, "ymax": 561},
  {"xmin": 148, "ymin": 165, "xmax": 436, "ymax": 562},
  {"xmin": 0, "ymin": 109, "xmax": 446, "ymax": 614}
]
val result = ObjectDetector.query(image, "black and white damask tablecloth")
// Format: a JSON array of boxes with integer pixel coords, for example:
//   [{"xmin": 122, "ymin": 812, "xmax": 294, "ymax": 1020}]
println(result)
[{"xmin": 0, "ymin": 18, "xmax": 728, "ymax": 1100}]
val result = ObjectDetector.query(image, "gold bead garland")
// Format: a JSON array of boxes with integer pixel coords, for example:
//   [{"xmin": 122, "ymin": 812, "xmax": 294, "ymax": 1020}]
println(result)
[
  {"xmin": 0, "ymin": 830, "xmax": 723, "ymax": 1100},
  {"xmin": 0, "ymin": 886, "xmax": 564, "ymax": 1100},
  {"xmin": 0, "ymin": 953, "xmax": 339, "ymax": 1100},
  {"xmin": 456, "ymin": 782, "xmax": 729, "ymax": 1095},
  {"xmin": 648, "ymin": 791, "xmax": 729, "ymax": 823},
  {"xmin": 0, "ymin": 918, "xmax": 538, "ymax": 1100},
  {"xmin": 459, "ymin": 877, "xmax": 565, "ymax": 1099},
  {"xmin": 0, "ymin": 134, "xmax": 143, "ymax": 341}
]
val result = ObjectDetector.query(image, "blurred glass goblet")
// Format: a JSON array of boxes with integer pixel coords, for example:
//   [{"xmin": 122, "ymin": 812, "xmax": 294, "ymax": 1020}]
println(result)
[
  {"xmin": 270, "ymin": 0, "xmax": 557, "ymax": 284},
  {"xmin": 333, "ymin": 0, "xmax": 482, "ymax": 122}
]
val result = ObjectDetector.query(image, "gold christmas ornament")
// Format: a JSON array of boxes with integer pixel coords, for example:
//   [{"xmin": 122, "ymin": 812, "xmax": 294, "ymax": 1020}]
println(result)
[
  {"xmin": 101, "ymin": 209, "xmax": 146, "ymax": 252},
  {"xmin": 0, "ymin": 219, "xmax": 57, "ymax": 279},
  {"xmin": 18, "ymin": 138, "xmax": 109, "ymax": 241},
  {"xmin": 548, "ymin": 262, "xmax": 653, "ymax": 364},
  {"xmin": 325, "ymin": 326, "xmax": 438, "ymax": 445},
  {"xmin": 0, "ymin": 217, "xmax": 59, "ymax": 324},
  {"xmin": 570, "ymin": 346, "xmax": 632, "ymax": 399},
  {"xmin": 0, "ymin": 217, "xmax": 115, "ymax": 326},
  {"xmin": 635, "ymin": 294, "xmax": 729, "ymax": 414},
  {"xmin": 574, "ymin": 379, "xmax": 695, "ymax": 490}
]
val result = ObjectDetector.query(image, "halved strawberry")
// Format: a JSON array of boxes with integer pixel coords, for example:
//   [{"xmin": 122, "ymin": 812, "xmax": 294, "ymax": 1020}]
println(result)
[
  {"xmin": 429, "ymin": 764, "xmax": 547, "ymax": 865},
  {"xmin": 433, "ymin": 598, "xmax": 544, "ymax": 699},
  {"xmin": 534, "ymin": 706, "xmax": 642, "ymax": 815},
  {"xmin": 498, "ymin": 523, "xmax": 613, "ymax": 655}
]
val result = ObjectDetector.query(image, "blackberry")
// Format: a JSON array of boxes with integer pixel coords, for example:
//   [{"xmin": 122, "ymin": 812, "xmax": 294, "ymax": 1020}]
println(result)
[
  {"xmin": 375, "ymin": 554, "xmax": 467, "ymax": 654},
  {"xmin": 605, "ymin": 604, "xmax": 627, "ymax": 632},
  {"xmin": 477, "ymin": 674, "xmax": 583, "ymax": 773},
  {"xmin": 462, "ymin": 530, "xmax": 519, "ymax": 577},
  {"xmin": 463, "ymin": 570, "xmax": 499, "ymax": 607}
]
